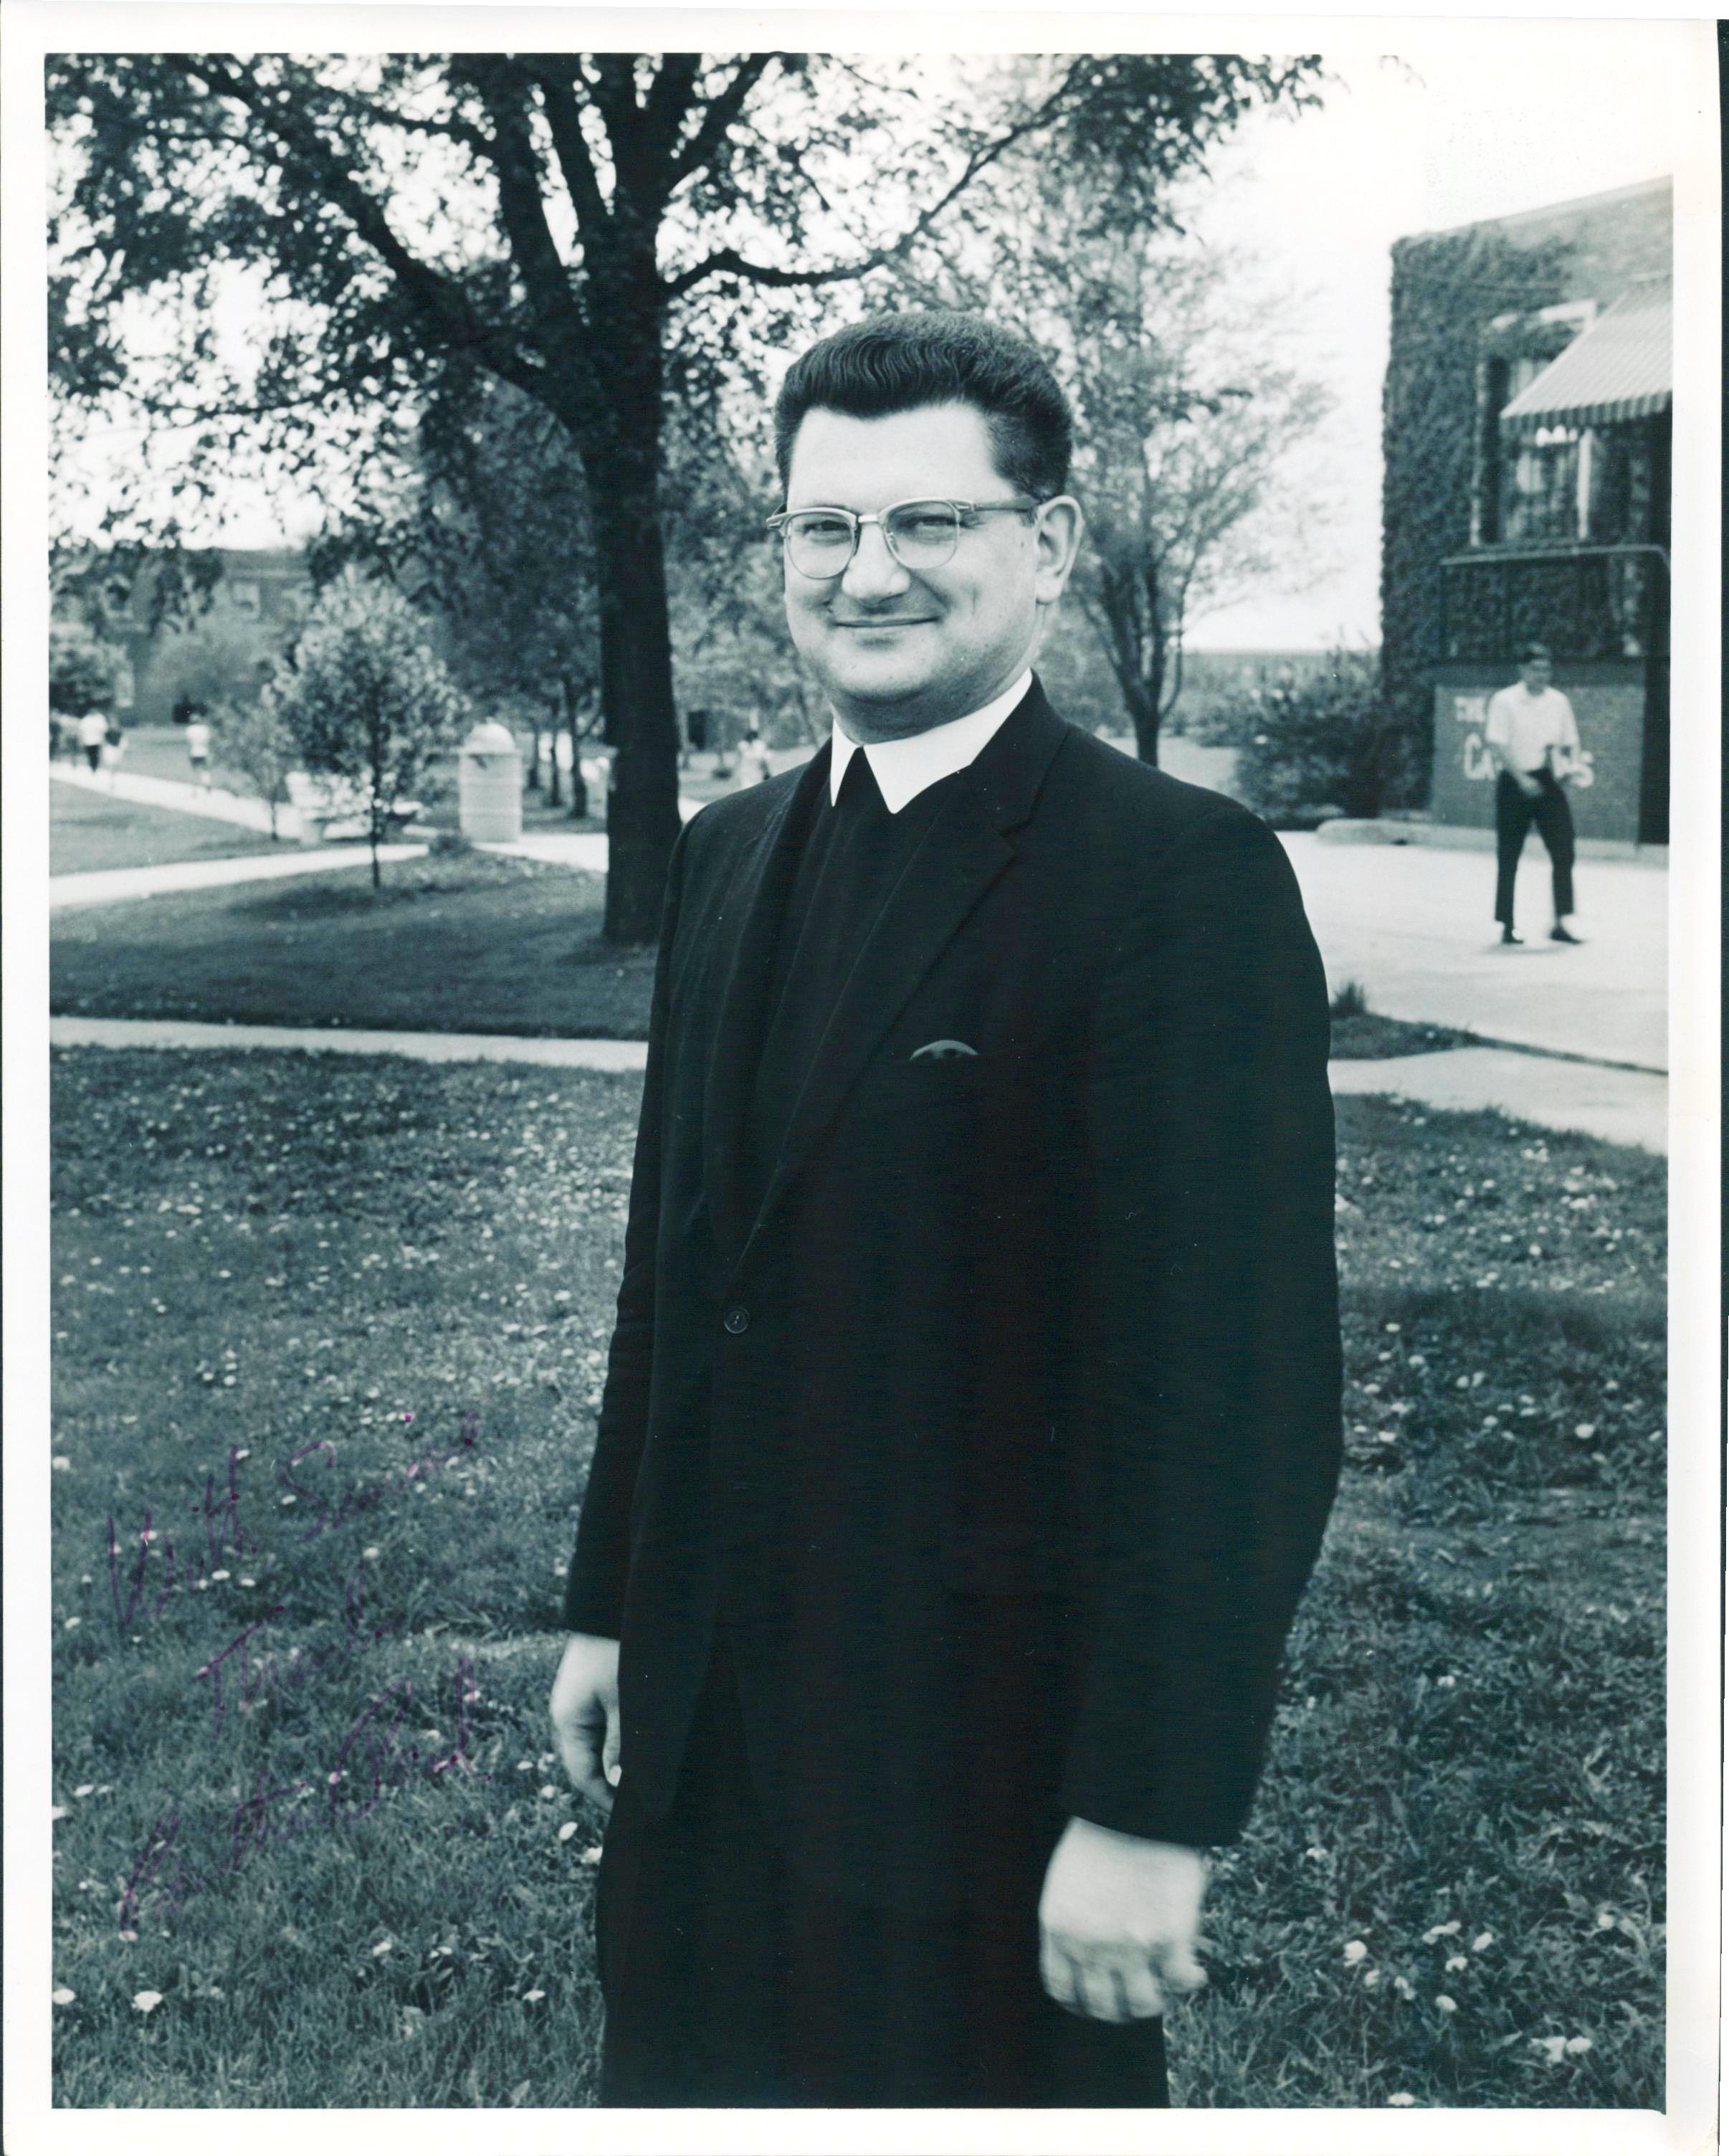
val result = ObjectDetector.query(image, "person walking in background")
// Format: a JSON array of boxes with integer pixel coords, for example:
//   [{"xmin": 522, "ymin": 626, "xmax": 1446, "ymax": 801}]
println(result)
[
  {"xmin": 100, "ymin": 720, "xmax": 126, "ymax": 788},
  {"xmin": 77, "ymin": 708, "xmax": 108, "ymax": 776},
  {"xmin": 184, "ymin": 711, "xmax": 214, "ymax": 788},
  {"xmin": 1485, "ymin": 642, "xmax": 1583, "ymax": 946},
  {"xmin": 735, "ymin": 721, "xmax": 773, "ymax": 789}
]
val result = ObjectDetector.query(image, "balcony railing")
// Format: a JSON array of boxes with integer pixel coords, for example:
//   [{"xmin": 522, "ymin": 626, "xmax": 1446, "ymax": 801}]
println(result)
[{"xmin": 1439, "ymin": 544, "xmax": 1669, "ymax": 664}]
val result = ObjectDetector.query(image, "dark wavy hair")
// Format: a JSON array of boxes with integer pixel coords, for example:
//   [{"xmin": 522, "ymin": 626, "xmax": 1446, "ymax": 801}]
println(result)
[{"xmin": 773, "ymin": 311, "xmax": 1072, "ymax": 503}]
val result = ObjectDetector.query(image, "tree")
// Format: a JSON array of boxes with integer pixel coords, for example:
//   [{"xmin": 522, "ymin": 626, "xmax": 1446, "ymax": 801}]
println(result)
[
  {"xmin": 214, "ymin": 696, "xmax": 298, "ymax": 840},
  {"xmin": 313, "ymin": 371, "xmax": 606, "ymax": 816},
  {"xmin": 270, "ymin": 573, "xmax": 472, "ymax": 887},
  {"xmin": 49, "ymin": 52, "xmax": 1319, "ymax": 936},
  {"xmin": 915, "ymin": 168, "xmax": 1332, "ymax": 764},
  {"xmin": 151, "ymin": 613, "xmax": 279, "ymax": 721},
  {"xmin": 49, "ymin": 621, "xmax": 122, "ymax": 716}
]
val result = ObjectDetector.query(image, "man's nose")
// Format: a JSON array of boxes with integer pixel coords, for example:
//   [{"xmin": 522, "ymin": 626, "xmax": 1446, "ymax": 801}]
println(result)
[{"xmin": 839, "ymin": 520, "xmax": 913, "ymax": 602}]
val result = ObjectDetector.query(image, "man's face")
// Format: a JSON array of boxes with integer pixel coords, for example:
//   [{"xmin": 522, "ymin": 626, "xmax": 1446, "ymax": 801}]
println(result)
[
  {"xmin": 1520, "ymin": 657, "xmax": 1553, "ymax": 694},
  {"xmin": 780, "ymin": 401, "xmax": 1080, "ymax": 739}
]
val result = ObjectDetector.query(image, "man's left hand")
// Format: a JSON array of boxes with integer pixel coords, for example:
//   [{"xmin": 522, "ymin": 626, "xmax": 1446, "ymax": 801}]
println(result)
[{"xmin": 1038, "ymin": 1819, "xmax": 1208, "ymax": 2023}]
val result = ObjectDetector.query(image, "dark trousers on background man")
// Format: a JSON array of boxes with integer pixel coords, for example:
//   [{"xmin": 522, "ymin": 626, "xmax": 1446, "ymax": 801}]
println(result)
[{"xmin": 1494, "ymin": 768, "xmax": 1575, "ymax": 928}]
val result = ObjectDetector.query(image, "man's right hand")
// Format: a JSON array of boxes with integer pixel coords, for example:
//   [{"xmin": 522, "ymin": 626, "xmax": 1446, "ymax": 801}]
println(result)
[{"xmin": 550, "ymin": 1632, "xmax": 621, "ymax": 1813}]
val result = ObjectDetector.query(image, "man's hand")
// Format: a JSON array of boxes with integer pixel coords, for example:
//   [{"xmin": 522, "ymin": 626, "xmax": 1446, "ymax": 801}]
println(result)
[
  {"xmin": 1038, "ymin": 1819, "xmax": 1208, "ymax": 2023},
  {"xmin": 549, "ymin": 1632, "xmax": 621, "ymax": 1814}
]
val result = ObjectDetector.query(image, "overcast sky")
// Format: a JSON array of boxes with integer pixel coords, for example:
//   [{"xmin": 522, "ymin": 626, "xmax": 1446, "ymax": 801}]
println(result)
[{"xmin": 57, "ymin": 16, "xmax": 1704, "ymax": 652}]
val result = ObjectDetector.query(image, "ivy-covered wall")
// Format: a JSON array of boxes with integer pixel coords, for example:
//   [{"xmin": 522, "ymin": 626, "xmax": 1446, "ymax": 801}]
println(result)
[{"xmin": 1378, "ymin": 179, "xmax": 1672, "ymax": 806}]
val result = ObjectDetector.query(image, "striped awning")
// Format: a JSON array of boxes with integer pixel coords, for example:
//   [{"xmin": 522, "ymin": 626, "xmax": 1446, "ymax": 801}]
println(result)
[{"xmin": 1501, "ymin": 277, "xmax": 1672, "ymax": 433}]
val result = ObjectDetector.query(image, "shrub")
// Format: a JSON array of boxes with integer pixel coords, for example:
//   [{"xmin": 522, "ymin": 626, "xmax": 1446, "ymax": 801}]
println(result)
[
  {"xmin": 49, "ymin": 622, "xmax": 123, "ymax": 717},
  {"xmin": 1224, "ymin": 647, "xmax": 1413, "ymax": 826}
]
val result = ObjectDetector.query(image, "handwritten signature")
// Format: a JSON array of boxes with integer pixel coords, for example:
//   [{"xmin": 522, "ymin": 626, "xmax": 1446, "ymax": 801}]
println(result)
[
  {"xmin": 120, "ymin": 1653, "xmax": 490, "ymax": 1933},
  {"xmin": 106, "ymin": 1412, "xmax": 482, "ymax": 1636}
]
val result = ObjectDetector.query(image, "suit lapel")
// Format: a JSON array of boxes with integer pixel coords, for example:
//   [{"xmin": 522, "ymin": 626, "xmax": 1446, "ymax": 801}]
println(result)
[
  {"xmin": 733, "ymin": 683, "xmax": 1068, "ymax": 1277},
  {"xmin": 701, "ymin": 746, "xmax": 830, "ymax": 1266}
]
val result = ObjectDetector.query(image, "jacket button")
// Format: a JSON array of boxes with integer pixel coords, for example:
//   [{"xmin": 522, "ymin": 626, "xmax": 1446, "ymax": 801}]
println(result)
[{"xmin": 723, "ymin": 1305, "xmax": 751, "ymax": 1335}]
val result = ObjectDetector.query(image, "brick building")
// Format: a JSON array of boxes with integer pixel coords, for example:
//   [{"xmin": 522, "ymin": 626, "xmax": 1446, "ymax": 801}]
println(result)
[
  {"xmin": 1382, "ymin": 178, "xmax": 1671, "ymax": 847},
  {"xmin": 53, "ymin": 546, "xmax": 313, "ymax": 726}
]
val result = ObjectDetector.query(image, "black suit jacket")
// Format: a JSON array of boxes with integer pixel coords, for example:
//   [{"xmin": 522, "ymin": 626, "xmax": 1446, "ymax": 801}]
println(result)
[{"xmin": 566, "ymin": 681, "xmax": 1341, "ymax": 1913}]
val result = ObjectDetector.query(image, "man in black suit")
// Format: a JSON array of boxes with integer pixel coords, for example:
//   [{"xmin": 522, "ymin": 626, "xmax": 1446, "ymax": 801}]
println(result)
[{"xmin": 551, "ymin": 312, "xmax": 1342, "ymax": 2107}]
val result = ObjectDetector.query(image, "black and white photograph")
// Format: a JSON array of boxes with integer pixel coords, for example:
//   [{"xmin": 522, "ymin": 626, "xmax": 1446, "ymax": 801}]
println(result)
[{"xmin": 4, "ymin": 5, "xmax": 1718, "ymax": 2148}]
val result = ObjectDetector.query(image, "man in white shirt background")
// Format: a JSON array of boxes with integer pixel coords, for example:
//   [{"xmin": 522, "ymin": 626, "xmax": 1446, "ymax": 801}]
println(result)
[{"xmin": 1483, "ymin": 640, "xmax": 1584, "ymax": 946}]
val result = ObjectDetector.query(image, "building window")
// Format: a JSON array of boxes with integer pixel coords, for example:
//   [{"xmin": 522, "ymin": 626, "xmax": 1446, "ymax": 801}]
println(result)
[{"xmin": 1502, "ymin": 424, "xmax": 1580, "ymax": 546}]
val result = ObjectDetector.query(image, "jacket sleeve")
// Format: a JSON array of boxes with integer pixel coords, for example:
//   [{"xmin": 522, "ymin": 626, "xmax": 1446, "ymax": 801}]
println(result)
[
  {"xmin": 1058, "ymin": 804, "xmax": 1343, "ymax": 1847},
  {"xmin": 561, "ymin": 821, "xmax": 692, "ymax": 1637}
]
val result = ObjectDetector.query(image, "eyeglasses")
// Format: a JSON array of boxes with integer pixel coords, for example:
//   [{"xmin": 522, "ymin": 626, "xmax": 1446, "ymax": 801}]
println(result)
[{"xmin": 767, "ymin": 496, "xmax": 1043, "ymax": 579}]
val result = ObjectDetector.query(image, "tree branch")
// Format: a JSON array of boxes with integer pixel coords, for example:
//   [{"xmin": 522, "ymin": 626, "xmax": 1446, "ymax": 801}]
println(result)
[
  {"xmin": 169, "ymin": 54, "xmax": 546, "ymax": 402},
  {"xmin": 662, "ymin": 60, "xmax": 1092, "ymax": 301},
  {"xmin": 665, "ymin": 55, "xmax": 777, "ymax": 187},
  {"xmin": 528, "ymin": 62, "xmax": 612, "ymax": 237}
]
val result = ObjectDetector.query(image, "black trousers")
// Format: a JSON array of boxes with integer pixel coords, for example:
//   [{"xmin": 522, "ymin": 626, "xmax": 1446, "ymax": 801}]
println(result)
[
  {"xmin": 594, "ymin": 1636, "xmax": 1170, "ymax": 2108},
  {"xmin": 1494, "ymin": 769, "xmax": 1575, "ymax": 927}
]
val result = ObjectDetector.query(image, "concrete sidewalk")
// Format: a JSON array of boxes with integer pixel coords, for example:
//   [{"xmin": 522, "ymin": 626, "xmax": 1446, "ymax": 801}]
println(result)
[
  {"xmin": 1280, "ymin": 831, "xmax": 1667, "ymax": 1073},
  {"xmin": 54, "ymin": 761, "xmax": 294, "ymax": 836},
  {"xmin": 47, "ymin": 1017, "xmax": 1666, "ymax": 1151},
  {"xmin": 50, "ymin": 843, "xmax": 429, "ymax": 908},
  {"xmin": 1328, "ymin": 1046, "xmax": 1665, "ymax": 1153}
]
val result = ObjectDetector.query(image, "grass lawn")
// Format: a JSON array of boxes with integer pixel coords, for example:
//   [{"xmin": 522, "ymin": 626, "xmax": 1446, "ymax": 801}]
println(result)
[
  {"xmin": 51, "ymin": 784, "xmax": 287, "ymax": 880},
  {"xmin": 47, "ymin": 1050, "xmax": 1663, "ymax": 2108},
  {"xmin": 56, "ymin": 846, "xmax": 1486, "ymax": 1063},
  {"xmin": 52, "ymin": 852, "xmax": 658, "ymax": 1040}
]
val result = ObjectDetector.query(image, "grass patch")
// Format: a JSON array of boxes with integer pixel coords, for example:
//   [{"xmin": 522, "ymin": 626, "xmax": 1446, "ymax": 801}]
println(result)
[
  {"xmin": 48, "ymin": 1059, "xmax": 1662, "ymax": 2107},
  {"xmin": 51, "ymin": 853, "xmax": 658, "ymax": 1040},
  {"xmin": 51, "ymin": 785, "xmax": 287, "ymax": 879}
]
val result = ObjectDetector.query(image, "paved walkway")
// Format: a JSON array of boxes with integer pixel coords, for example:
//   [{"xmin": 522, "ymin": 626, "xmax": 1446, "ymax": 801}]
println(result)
[
  {"xmin": 47, "ymin": 1017, "xmax": 1666, "ymax": 1151},
  {"xmin": 48, "ymin": 1017, "xmax": 649, "ymax": 1070},
  {"xmin": 54, "ymin": 761, "xmax": 295, "ymax": 835},
  {"xmin": 50, "ymin": 843, "xmax": 429, "ymax": 908},
  {"xmin": 1281, "ymin": 830, "xmax": 1667, "ymax": 1073},
  {"xmin": 1328, "ymin": 1046, "xmax": 1666, "ymax": 1153}
]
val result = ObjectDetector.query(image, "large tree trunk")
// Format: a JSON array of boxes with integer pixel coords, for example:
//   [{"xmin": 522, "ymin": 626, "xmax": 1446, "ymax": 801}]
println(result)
[{"xmin": 580, "ymin": 285, "xmax": 682, "ymax": 944}]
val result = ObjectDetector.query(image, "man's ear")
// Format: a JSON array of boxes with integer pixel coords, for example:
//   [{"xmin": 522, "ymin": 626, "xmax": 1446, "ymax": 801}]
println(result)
[{"xmin": 1032, "ymin": 497, "xmax": 1085, "ymax": 604}]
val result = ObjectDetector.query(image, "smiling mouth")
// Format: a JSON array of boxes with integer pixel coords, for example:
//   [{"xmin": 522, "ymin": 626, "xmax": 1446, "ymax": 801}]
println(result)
[{"xmin": 832, "ymin": 617, "xmax": 933, "ymax": 630}]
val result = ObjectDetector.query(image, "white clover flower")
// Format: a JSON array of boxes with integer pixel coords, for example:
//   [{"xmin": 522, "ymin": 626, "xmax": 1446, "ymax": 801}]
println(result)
[
  {"xmin": 132, "ymin": 1990, "xmax": 163, "ymax": 2013},
  {"xmin": 52, "ymin": 1988, "xmax": 76, "ymax": 2006},
  {"xmin": 1445, "ymin": 1955, "xmax": 1468, "ymax": 1972},
  {"xmin": 1435, "ymin": 1995, "xmax": 1457, "ymax": 2014},
  {"xmin": 558, "ymin": 1821, "xmax": 578, "ymax": 1843},
  {"xmin": 371, "ymin": 1939, "xmax": 394, "ymax": 1958},
  {"xmin": 1533, "ymin": 2036, "xmax": 1568, "ymax": 2065},
  {"xmin": 1388, "ymin": 2093, "xmax": 1416, "ymax": 2107},
  {"xmin": 1472, "ymin": 1932, "xmax": 1494, "ymax": 1952},
  {"xmin": 1343, "ymin": 1940, "xmax": 1368, "ymax": 1965},
  {"xmin": 1566, "ymin": 2036, "xmax": 1593, "ymax": 2055},
  {"xmin": 523, "ymin": 1989, "xmax": 546, "ymax": 2003}
]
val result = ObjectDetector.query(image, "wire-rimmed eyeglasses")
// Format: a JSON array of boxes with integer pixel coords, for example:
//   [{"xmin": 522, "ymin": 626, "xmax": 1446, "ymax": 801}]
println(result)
[{"xmin": 766, "ymin": 497, "xmax": 1044, "ymax": 579}]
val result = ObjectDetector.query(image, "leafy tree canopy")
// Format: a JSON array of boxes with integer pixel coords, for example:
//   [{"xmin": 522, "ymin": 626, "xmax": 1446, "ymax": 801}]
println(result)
[{"xmin": 49, "ymin": 48, "xmax": 1320, "ymax": 935}]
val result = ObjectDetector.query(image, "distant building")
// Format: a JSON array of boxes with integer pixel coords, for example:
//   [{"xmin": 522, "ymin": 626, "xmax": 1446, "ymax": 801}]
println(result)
[
  {"xmin": 1382, "ymin": 178, "xmax": 1671, "ymax": 847},
  {"xmin": 52, "ymin": 546, "xmax": 313, "ymax": 726}
]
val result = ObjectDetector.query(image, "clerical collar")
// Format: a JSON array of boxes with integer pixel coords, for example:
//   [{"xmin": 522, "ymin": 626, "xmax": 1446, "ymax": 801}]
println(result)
[{"xmin": 829, "ymin": 671, "xmax": 1033, "ymax": 814}]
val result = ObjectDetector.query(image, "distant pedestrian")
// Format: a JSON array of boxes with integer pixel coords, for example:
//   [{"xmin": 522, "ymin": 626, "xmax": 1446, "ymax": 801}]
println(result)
[
  {"xmin": 184, "ymin": 713, "xmax": 214, "ymax": 787},
  {"xmin": 100, "ymin": 721, "xmax": 127, "ymax": 788},
  {"xmin": 735, "ymin": 724, "xmax": 772, "ymax": 789},
  {"xmin": 1485, "ymin": 642, "xmax": 1583, "ymax": 946},
  {"xmin": 78, "ymin": 709, "xmax": 108, "ymax": 775}
]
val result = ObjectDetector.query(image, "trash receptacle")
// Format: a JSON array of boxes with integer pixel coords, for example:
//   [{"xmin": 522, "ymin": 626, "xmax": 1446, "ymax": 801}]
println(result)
[{"xmin": 459, "ymin": 721, "xmax": 523, "ymax": 844}]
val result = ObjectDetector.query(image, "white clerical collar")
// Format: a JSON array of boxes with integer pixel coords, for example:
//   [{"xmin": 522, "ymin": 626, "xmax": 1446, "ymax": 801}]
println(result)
[{"xmin": 829, "ymin": 670, "xmax": 1033, "ymax": 813}]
